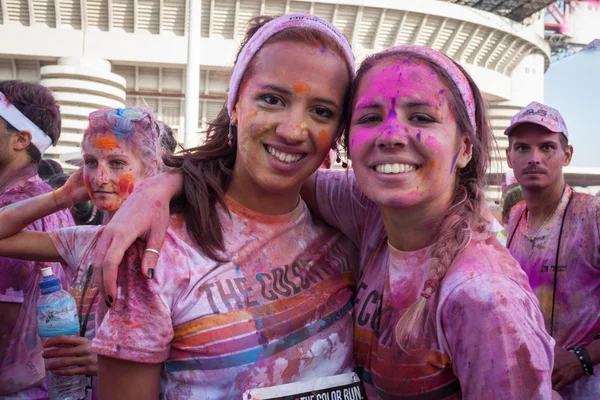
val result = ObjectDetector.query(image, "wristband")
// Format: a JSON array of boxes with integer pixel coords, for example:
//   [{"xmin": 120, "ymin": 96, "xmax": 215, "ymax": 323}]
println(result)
[{"xmin": 572, "ymin": 346, "xmax": 595, "ymax": 376}]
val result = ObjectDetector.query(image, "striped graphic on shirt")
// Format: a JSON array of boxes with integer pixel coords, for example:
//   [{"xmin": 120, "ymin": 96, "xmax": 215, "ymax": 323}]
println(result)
[
  {"xmin": 354, "ymin": 326, "xmax": 461, "ymax": 399},
  {"xmin": 166, "ymin": 271, "xmax": 354, "ymax": 372}
]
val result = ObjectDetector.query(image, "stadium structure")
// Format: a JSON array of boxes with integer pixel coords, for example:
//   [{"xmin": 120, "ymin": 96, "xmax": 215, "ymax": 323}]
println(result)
[{"xmin": 0, "ymin": 0, "xmax": 565, "ymax": 195}]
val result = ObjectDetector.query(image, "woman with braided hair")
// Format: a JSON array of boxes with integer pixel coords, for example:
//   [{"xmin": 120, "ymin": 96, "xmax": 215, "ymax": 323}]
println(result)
[{"xmin": 306, "ymin": 45, "xmax": 555, "ymax": 398}]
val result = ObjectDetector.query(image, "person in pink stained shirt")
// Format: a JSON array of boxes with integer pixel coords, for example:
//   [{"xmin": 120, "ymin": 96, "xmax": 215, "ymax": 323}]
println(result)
[
  {"xmin": 0, "ymin": 80, "xmax": 75, "ymax": 399},
  {"xmin": 302, "ymin": 46, "xmax": 555, "ymax": 399},
  {"xmin": 88, "ymin": 14, "xmax": 358, "ymax": 400},
  {"xmin": 0, "ymin": 107, "xmax": 169, "ymax": 399},
  {"xmin": 505, "ymin": 102, "xmax": 600, "ymax": 399}
]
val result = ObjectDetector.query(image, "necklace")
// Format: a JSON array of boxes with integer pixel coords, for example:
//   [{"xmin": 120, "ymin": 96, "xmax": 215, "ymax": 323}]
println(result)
[{"xmin": 526, "ymin": 186, "xmax": 566, "ymax": 244}]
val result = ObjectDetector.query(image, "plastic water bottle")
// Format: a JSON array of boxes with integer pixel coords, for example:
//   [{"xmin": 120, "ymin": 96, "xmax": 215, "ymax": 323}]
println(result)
[{"xmin": 37, "ymin": 267, "xmax": 86, "ymax": 400}]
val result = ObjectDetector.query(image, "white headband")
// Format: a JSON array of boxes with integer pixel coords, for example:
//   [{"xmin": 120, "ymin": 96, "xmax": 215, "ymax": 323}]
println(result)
[{"xmin": 0, "ymin": 91, "xmax": 52, "ymax": 154}]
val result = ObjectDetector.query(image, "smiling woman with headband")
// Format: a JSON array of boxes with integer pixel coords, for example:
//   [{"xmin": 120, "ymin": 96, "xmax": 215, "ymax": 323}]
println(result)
[
  {"xmin": 87, "ymin": 14, "xmax": 358, "ymax": 400},
  {"xmin": 304, "ymin": 45, "xmax": 555, "ymax": 398},
  {"xmin": 0, "ymin": 106, "xmax": 168, "ymax": 399}
]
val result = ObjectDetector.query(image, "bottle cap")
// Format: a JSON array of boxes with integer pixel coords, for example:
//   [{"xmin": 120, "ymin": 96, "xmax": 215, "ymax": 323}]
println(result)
[{"xmin": 41, "ymin": 267, "xmax": 53, "ymax": 278}]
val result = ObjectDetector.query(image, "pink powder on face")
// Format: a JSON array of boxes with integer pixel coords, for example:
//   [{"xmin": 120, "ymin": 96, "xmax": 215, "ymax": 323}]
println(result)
[{"xmin": 423, "ymin": 135, "xmax": 441, "ymax": 150}]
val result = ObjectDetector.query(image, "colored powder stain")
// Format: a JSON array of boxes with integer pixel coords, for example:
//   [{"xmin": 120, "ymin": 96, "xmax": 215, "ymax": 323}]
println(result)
[
  {"xmin": 118, "ymin": 174, "xmax": 135, "ymax": 196},
  {"xmin": 416, "ymin": 130, "xmax": 422, "ymax": 142},
  {"xmin": 317, "ymin": 129, "xmax": 329, "ymax": 149},
  {"xmin": 424, "ymin": 135, "xmax": 441, "ymax": 150},
  {"xmin": 84, "ymin": 175, "xmax": 95, "ymax": 200},
  {"xmin": 155, "ymin": 200, "xmax": 162, "ymax": 207},
  {"xmin": 450, "ymin": 149, "xmax": 460, "ymax": 173},
  {"xmin": 94, "ymin": 136, "xmax": 118, "ymax": 150},
  {"xmin": 388, "ymin": 97, "xmax": 397, "ymax": 120},
  {"xmin": 293, "ymin": 82, "xmax": 311, "ymax": 95}
]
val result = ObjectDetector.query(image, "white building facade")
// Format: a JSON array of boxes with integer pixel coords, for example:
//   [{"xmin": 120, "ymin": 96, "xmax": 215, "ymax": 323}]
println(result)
[{"xmin": 0, "ymin": 0, "xmax": 551, "ymax": 195}]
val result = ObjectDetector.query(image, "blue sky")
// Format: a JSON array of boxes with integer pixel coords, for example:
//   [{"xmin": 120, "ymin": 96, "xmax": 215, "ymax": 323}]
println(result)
[{"xmin": 545, "ymin": 43, "xmax": 600, "ymax": 168}]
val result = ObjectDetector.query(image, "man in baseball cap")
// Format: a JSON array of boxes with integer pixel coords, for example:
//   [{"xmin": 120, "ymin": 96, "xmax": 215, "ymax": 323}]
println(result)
[{"xmin": 505, "ymin": 102, "xmax": 600, "ymax": 398}]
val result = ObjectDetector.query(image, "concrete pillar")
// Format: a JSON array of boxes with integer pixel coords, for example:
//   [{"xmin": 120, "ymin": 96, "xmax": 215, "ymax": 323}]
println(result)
[
  {"xmin": 184, "ymin": 0, "xmax": 202, "ymax": 147},
  {"xmin": 40, "ymin": 57, "xmax": 126, "ymax": 165}
]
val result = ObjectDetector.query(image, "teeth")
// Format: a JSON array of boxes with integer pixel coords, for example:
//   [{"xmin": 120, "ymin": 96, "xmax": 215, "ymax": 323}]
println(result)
[
  {"xmin": 267, "ymin": 146, "xmax": 303, "ymax": 164},
  {"xmin": 375, "ymin": 163, "xmax": 417, "ymax": 174}
]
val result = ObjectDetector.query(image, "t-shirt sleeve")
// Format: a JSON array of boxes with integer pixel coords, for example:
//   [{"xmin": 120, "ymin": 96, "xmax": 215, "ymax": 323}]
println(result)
[
  {"xmin": 91, "ymin": 239, "xmax": 175, "ymax": 364},
  {"xmin": 439, "ymin": 274, "xmax": 554, "ymax": 400},
  {"xmin": 315, "ymin": 169, "xmax": 370, "ymax": 246},
  {"xmin": 0, "ymin": 192, "xmax": 39, "ymax": 303},
  {"xmin": 47, "ymin": 226, "xmax": 99, "ymax": 276}
]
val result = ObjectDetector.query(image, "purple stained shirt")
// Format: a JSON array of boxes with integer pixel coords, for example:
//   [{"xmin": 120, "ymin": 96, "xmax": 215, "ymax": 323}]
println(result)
[
  {"xmin": 316, "ymin": 168, "xmax": 554, "ymax": 400},
  {"xmin": 0, "ymin": 175, "xmax": 75, "ymax": 398},
  {"xmin": 507, "ymin": 185, "xmax": 600, "ymax": 398}
]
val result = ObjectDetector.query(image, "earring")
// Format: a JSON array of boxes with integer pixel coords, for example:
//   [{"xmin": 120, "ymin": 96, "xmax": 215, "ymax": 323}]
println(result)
[
  {"xmin": 228, "ymin": 125, "xmax": 233, "ymax": 147},
  {"xmin": 335, "ymin": 146, "xmax": 348, "ymax": 169}
]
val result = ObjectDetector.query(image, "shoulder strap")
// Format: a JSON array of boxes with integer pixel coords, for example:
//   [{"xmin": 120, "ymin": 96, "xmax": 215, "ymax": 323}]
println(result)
[
  {"xmin": 506, "ymin": 209, "xmax": 525, "ymax": 249},
  {"xmin": 549, "ymin": 190, "xmax": 575, "ymax": 337}
]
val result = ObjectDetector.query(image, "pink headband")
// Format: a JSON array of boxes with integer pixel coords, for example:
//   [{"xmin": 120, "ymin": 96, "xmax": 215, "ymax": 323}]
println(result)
[
  {"xmin": 227, "ymin": 13, "xmax": 355, "ymax": 117},
  {"xmin": 380, "ymin": 45, "xmax": 477, "ymax": 134}
]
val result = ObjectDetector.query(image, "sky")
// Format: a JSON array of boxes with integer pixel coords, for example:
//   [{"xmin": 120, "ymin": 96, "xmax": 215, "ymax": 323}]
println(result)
[{"xmin": 544, "ymin": 40, "xmax": 600, "ymax": 168}]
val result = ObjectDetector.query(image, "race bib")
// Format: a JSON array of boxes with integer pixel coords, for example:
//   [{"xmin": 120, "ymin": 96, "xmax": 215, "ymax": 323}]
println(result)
[{"xmin": 243, "ymin": 372, "xmax": 365, "ymax": 400}]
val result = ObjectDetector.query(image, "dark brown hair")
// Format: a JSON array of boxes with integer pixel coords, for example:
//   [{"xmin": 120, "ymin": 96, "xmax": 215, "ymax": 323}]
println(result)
[
  {"xmin": 344, "ymin": 51, "xmax": 497, "ymax": 351},
  {"xmin": 0, "ymin": 80, "xmax": 61, "ymax": 163},
  {"xmin": 166, "ymin": 16, "xmax": 353, "ymax": 260}
]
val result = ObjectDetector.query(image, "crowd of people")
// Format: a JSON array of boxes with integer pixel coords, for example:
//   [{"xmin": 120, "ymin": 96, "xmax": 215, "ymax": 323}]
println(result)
[{"xmin": 0, "ymin": 12, "xmax": 598, "ymax": 400}]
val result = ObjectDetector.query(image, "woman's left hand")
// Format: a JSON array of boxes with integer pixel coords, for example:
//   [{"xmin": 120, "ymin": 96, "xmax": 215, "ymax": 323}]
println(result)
[{"xmin": 42, "ymin": 335, "xmax": 98, "ymax": 376}]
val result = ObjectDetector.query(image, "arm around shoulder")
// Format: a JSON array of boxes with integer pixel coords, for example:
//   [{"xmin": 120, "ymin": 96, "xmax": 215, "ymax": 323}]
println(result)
[{"xmin": 309, "ymin": 168, "xmax": 369, "ymax": 245}]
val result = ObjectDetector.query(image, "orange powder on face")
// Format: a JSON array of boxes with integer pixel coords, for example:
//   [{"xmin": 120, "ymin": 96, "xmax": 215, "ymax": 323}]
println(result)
[
  {"xmin": 94, "ymin": 136, "xmax": 118, "ymax": 150},
  {"xmin": 293, "ymin": 82, "xmax": 311, "ymax": 95},
  {"xmin": 118, "ymin": 174, "xmax": 135, "ymax": 197},
  {"xmin": 318, "ymin": 129, "xmax": 330, "ymax": 149}
]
